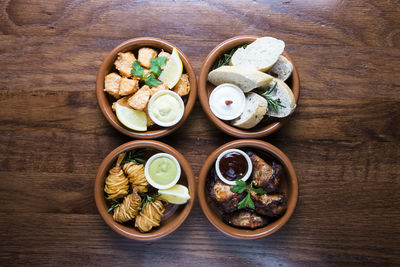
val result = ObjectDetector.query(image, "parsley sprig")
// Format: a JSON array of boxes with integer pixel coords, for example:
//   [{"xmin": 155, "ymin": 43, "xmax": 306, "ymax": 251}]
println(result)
[
  {"xmin": 231, "ymin": 180, "xmax": 266, "ymax": 209},
  {"xmin": 259, "ymin": 82, "xmax": 286, "ymax": 114},
  {"xmin": 131, "ymin": 57, "xmax": 167, "ymax": 88}
]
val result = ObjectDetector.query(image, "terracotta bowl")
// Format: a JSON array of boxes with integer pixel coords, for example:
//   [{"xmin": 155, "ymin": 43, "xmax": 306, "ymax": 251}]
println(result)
[
  {"xmin": 96, "ymin": 37, "xmax": 197, "ymax": 139},
  {"xmin": 198, "ymin": 139, "xmax": 298, "ymax": 239},
  {"xmin": 94, "ymin": 140, "xmax": 196, "ymax": 241},
  {"xmin": 198, "ymin": 35, "xmax": 300, "ymax": 138}
]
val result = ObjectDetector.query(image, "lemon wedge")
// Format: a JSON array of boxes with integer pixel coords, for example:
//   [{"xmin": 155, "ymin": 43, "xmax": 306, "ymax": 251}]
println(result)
[
  {"xmin": 158, "ymin": 184, "xmax": 190, "ymax": 204},
  {"xmin": 159, "ymin": 47, "xmax": 183, "ymax": 89},
  {"xmin": 115, "ymin": 103, "xmax": 147, "ymax": 131}
]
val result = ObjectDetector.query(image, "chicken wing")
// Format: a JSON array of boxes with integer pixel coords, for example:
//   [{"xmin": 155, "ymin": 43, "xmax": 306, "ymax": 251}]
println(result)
[
  {"xmin": 223, "ymin": 210, "xmax": 268, "ymax": 229},
  {"xmin": 210, "ymin": 180, "xmax": 244, "ymax": 213},
  {"xmin": 250, "ymin": 191, "xmax": 287, "ymax": 217},
  {"xmin": 247, "ymin": 151, "xmax": 282, "ymax": 193}
]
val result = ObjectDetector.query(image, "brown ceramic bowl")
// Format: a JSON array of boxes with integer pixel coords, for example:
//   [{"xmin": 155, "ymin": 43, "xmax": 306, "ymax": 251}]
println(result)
[
  {"xmin": 198, "ymin": 139, "xmax": 298, "ymax": 239},
  {"xmin": 198, "ymin": 35, "xmax": 300, "ymax": 138},
  {"xmin": 94, "ymin": 140, "xmax": 196, "ymax": 241},
  {"xmin": 96, "ymin": 37, "xmax": 197, "ymax": 139}
]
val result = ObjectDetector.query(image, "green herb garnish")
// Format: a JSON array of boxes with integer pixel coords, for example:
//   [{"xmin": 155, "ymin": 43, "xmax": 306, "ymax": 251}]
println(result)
[
  {"xmin": 140, "ymin": 194, "xmax": 160, "ymax": 210},
  {"xmin": 231, "ymin": 180, "xmax": 266, "ymax": 210},
  {"xmin": 122, "ymin": 149, "xmax": 146, "ymax": 165},
  {"xmin": 259, "ymin": 82, "xmax": 286, "ymax": 114},
  {"xmin": 216, "ymin": 44, "xmax": 248, "ymax": 68},
  {"xmin": 130, "ymin": 57, "xmax": 167, "ymax": 88},
  {"xmin": 107, "ymin": 199, "xmax": 121, "ymax": 213}
]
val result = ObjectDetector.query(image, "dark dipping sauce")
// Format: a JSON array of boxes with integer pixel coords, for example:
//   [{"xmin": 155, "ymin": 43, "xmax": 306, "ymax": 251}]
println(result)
[{"xmin": 219, "ymin": 152, "xmax": 248, "ymax": 181}]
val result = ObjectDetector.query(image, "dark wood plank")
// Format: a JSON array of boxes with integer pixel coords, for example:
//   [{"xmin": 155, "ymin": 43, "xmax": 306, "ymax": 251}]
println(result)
[{"xmin": 0, "ymin": 0, "xmax": 399, "ymax": 265}]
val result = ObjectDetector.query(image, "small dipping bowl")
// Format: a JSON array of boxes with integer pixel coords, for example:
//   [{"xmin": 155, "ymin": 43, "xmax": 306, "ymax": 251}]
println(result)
[
  {"xmin": 148, "ymin": 90, "xmax": 185, "ymax": 127},
  {"xmin": 215, "ymin": 149, "xmax": 252, "ymax": 185},
  {"xmin": 209, "ymin": 83, "xmax": 246, "ymax": 120},
  {"xmin": 145, "ymin": 152, "xmax": 181, "ymax": 189}
]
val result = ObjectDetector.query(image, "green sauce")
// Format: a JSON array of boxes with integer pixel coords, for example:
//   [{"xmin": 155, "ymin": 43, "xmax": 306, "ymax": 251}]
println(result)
[
  {"xmin": 152, "ymin": 94, "xmax": 181, "ymax": 123},
  {"xmin": 149, "ymin": 157, "xmax": 178, "ymax": 185}
]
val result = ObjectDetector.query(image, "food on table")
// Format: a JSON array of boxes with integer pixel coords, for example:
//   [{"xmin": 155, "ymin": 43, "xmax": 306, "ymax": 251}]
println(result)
[
  {"xmin": 250, "ymin": 191, "xmax": 287, "ymax": 217},
  {"xmin": 247, "ymin": 151, "xmax": 281, "ymax": 193},
  {"xmin": 123, "ymin": 162, "xmax": 148, "ymax": 193},
  {"xmin": 127, "ymin": 85, "xmax": 151, "ymax": 111},
  {"xmin": 104, "ymin": 73, "xmax": 122, "ymax": 98},
  {"xmin": 230, "ymin": 36, "xmax": 285, "ymax": 71},
  {"xmin": 103, "ymin": 46, "xmax": 190, "ymax": 131},
  {"xmin": 223, "ymin": 210, "xmax": 268, "ymax": 229},
  {"xmin": 208, "ymin": 65, "xmax": 273, "ymax": 93},
  {"xmin": 135, "ymin": 198, "xmax": 165, "ymax": 232},
  {"xmin": 210, "ymin": 180, "xmax": 245, "ymax": 213},
  {"xmin": 173, "ymin": 73, "xmax": 191, "ymax": 96},
  {"xmin": 158, "ymin": 48, "xmax": 183, "ymax": 89},
  {"xmin": 104, "ymin": 153, "xmax": 129, "ymax": 200},
  {"xmin": 148, "ymin": 91, "xmax": 184, "ymax": 127},
  {"xmin": 113, "ymin": 190, "xmax": 141, "ymax": 223},
  {"xmin": 208, "ymin": 150, "xmax": 287, "ymax": 229},
  {"xmin": 105, "ymin": 149, "xmax": 190, "ymax": 233},
  {"xmin": 231, "ymin": 92, "xmax": 267, "ymax": 129},
  {"xmin": 208, "ymin": 83, "xmax": 245, "ymax": 120},
  {"xmin": 267, "ymin": 55, "xmax": 293, "ymax": 82},
  {"xmin": 114, "ymin": 99, "xmax": 147, "ymax": 132},
  {"xmin": 215, "ymin": 149, "xmax": 252, "ymax": 185},
  {"xmin": 115, "ymin": 52, "xmax": 136, "ymax": 77},
  {"xmin": 207, "ymin": 36, "xmax": 295, "ymax": 129},
  {"xmin": 145, "ymin": 153, "xmax": 180, "ymax": 189},
  {"xmin": 158, "ymin": 184, "xmax": 190, "ymax": 204},
  {"xmin": 138, "ymin": 47, "xmax": 158, "ymax": 68}
]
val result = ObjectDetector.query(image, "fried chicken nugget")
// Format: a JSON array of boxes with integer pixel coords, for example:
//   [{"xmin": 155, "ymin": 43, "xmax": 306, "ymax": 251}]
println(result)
[
  {"xmin": 104, "ymin": 72, "xmax": 122, "ymax": 98},
  {"xmin": 114, "ymin": 52, "xmax": 136, "ymax": 77},
  {"xmin": 173, "ymin": 74, "xmax": 190, "ymax": 96},
  {"xmin": 138, "ymin": 48, "xmax": 157, "ymax": 68},
  {"xmin": 150, "ymin": 83, "xmax": 169, "ymax": 96},
  {"xmin": 128, "ymin": 85, "xmax": 151, "ymax": 111},
  {"xmin": 119, "ymin": 77, "xmax": 139, "ymax": 96}
]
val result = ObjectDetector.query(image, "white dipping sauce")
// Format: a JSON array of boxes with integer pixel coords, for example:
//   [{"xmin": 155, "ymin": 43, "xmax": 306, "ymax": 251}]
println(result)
[{"xmin": 209, "ymin": 83, "xmax": 246, "ymax": 120}]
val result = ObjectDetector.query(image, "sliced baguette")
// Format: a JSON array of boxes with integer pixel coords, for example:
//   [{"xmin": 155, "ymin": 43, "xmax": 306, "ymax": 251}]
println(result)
[
  {"xmin": 230, "ymin": 37, "xmax": 285, "ymax": 71},
  {"xmin": 267, "ymin": 78, "xmax": 296, "ymax": 118},
  {"xmin": 208, "ymin": 66, "xmax": 273, "ymax": 92},
  {"xmin": 267, "ymin": 55, "xmax": 293, "ymax": 81},
  {"xmin": 230, "ymin": 92, "xmax": 267, "ymax": 129}
]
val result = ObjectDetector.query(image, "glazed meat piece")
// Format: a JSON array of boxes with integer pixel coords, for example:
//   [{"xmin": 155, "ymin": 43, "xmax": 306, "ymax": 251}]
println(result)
[
  {"xmin": 223, "ymin": 210, "xmax": 268, "ymax": 229},
  {"xmin": 250, "ymin": 191, "xmax": 287, "ymax": 217},
  {"xmin": 210, "ymin": 180, "xmax": 244, "ymax": 213},
  {"xmin": 247, "ymin": 151, "xmax": 282, "ymax": 193}
]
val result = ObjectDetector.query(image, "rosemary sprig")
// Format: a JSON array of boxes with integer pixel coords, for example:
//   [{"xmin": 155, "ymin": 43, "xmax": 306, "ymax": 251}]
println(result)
[
  {"xmin": 139, "ymin": 194, "xmax": 160, "ymax": 210},
  {"xmin": 216, "ymin": 44, "xmax": 248, "ymax": 68},
  {"xmin": 107, "ymin": 199, "xmax": 120, "ymax": 213},
  {"xmin": 122, "ymin": 149, "xmax": 146, "ymax": 165},
  {"xmin": 259, "ymin": 82, "xmax": 286, "ymax": 114}
]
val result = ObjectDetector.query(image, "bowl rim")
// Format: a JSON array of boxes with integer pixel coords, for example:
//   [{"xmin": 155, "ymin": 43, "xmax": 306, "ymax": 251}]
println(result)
[
  {"xmin": 94, "ymin": 140, "xmax": 196, "ymax": 241},
  {"xmin": 198, "ymin": 139, "xmax": 298, "ymax": 240},
  {"xmin": 96, "ymin": 37, "xmax": 197, "ymax": 139},
  {"xmin": 197, "ymin": 35, "xmax": 300, "ymax": 138}
]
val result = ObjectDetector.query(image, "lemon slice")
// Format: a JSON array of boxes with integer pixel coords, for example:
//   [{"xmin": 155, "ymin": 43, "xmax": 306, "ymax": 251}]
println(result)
[
  {"xmin": 159, "ymin": 47, "xmax": 183, "ymax": 89},
  {"xmin": 158, "ymin": 184, "xmax": 190, "ymax": 204},
  {"xmin": 115, "ymin": 103, "xmax": 147, "ymax": 131}
]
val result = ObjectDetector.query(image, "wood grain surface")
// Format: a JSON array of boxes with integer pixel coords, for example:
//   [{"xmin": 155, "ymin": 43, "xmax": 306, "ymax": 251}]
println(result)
[{"xmin": 1, "ymin": 0, "xmax": 399, "ymax": 265}]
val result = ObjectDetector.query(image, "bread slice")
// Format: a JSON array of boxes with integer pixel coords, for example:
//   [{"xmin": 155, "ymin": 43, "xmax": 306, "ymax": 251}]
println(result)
[
  {"xmin": 230, "ymin": 37, "xmax": 285, "ymax": 71},
  {"xmin": 267, "ymin": 55, "xmax": 293, "ymax": 81},
  {"xmin": 230, "ymin": 92, "xmax": 267, "ymax": 129},
  {"xmin": 208, "ymin": 66, "xmax": 273, "ymax": 92},
  {"xmin": 266, "ymin": 78, "xmax": 296, "ymax": 118}
]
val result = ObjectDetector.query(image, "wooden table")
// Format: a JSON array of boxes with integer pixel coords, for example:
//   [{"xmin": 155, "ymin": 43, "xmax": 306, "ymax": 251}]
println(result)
[{"xmin": 1, "ymin": 0, "xmax": 399, "ymax": 265}]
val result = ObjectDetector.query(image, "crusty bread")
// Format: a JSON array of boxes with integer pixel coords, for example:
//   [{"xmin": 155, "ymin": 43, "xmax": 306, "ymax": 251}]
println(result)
[
  {"xmin": 230, "ymin": 37, "xmax": 285, "ymax": 71},
  {"xmin": 230, "ymin": 92, "xmax": 267, "ymax": 129},
  {"xmin": 208, "ymin": 66, "xmax": 273, "ymax": 92},
  {"xmin": 267, "ymin": 55, "xmax": 293, "ymax": 81},
  {"xmin": 267, "ymin": 78, "xmax": 296, "ymax": 118}
]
